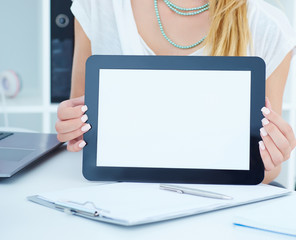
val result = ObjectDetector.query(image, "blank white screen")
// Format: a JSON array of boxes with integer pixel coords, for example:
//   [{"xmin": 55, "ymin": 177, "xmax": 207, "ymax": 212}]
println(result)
[{"xmin": 97, "ymin": 69, "xmax": 251, "ymax": 170}]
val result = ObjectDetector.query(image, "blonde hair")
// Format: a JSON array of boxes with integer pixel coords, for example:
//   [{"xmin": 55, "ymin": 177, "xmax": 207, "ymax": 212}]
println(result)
[{"xmin": 205, "ymin": 0, "xmax": 251, "ymax": 56}]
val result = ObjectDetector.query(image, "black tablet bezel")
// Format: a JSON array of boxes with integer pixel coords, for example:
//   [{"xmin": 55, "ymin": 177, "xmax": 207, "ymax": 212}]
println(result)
[{"xmin": 83, "ymin": 55, "xmax": 265, "ymax": 184}]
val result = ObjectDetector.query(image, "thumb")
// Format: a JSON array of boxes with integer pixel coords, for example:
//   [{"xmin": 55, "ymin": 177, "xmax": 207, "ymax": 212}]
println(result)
[
  {"xmin": 265, "ymin": 97, "xmax": 272, "ymax": 110},
  {"xmin": 69, "ymin": 95, "xmax": 85, "ymax": 107}
]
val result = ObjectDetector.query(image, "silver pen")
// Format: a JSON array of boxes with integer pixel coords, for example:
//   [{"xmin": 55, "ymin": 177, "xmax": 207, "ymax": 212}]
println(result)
[{"xmin": 159, "ymin": 184, "xmax": 233, "ymax": 200}]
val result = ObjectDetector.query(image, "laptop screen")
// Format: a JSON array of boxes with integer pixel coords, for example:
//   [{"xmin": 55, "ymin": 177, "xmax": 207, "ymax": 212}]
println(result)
[{"xmin": 96, "ymin": 69, "xmax": 251, "ymax": 170}]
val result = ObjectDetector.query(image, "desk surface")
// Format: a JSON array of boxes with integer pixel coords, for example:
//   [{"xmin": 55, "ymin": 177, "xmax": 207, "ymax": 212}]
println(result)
[{"xmin": 1, "ymin": 146, "xmax": 295, "ymax": 240}]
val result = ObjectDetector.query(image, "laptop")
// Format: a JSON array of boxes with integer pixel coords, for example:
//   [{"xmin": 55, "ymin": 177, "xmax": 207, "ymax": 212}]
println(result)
[{"xmin": 0, "ymin": 131, "xmax": 63, "ymax": 177}]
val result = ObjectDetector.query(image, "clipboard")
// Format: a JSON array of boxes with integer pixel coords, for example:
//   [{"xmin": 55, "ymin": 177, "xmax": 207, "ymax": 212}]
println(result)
[
  {"xmin": 83, "ymin": 55, "xmax": 266, "ymax": 184},
  {"xmin": 28, "ymin": 183, "xmax": 291, "ymax": 226}
]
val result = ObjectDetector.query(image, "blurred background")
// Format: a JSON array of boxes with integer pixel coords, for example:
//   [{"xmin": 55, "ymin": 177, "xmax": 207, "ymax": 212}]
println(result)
[
  {"xmin": 0, "ymin": 0, "xmax": 73, "ymax": 133},
  {"xmin": 0, "ymin": 0, "xmax": 295, "ymax": 188}
]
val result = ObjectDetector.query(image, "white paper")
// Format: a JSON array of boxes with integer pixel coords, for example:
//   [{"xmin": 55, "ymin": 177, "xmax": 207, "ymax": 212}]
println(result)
[
  {"xmin": 97, "ymin": 69, "xmax": 251, "ymax": 170},
  {"xmin": 38, "ymin": 183, "xmax": 290, "ymax": 225},
  {"xmin": 234, "ymin": 196, "xmax": 296, "ymax": 236}
]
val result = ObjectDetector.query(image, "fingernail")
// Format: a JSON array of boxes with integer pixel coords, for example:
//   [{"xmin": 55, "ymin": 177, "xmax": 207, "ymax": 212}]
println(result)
[
  {"xmin": 81, "ymin": 124, "xmax": 91, "ymax": 132},
  {"xmin": 259, "ymin": 141, "xmax": 265, "ymax": 150},
  {"xmin": 81, "ymin": 114, "xmax": 88, "ymax": 123},
  {"xmin": 81, "ymin": 105, "xmax": 88, "ymax": 113},
  {"xmin": 262, "ymin": 118, "xmax": 269, "ymax": 126},
  {"xmin": 261, "ymin": 107, "xmax": 270, "ymax": 115},
  {"xmin": 79, "ymin": 141, "xmax": 86, "ymax": 148},
  {"xmin": 260, "ymin": 127, "xmax": 268, "ymax": 137}
]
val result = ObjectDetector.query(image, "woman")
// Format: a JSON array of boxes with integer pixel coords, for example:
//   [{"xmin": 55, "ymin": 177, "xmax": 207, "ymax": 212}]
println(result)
[{"xmin": 56, "ymin": 0, "xmax": 296, "ymax": 183}]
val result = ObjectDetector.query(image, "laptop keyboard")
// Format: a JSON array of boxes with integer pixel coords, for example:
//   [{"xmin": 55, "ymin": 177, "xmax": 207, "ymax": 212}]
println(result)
[{"xmin": 0, "ymin": 132, "xmax": 13, "ymax": 141}]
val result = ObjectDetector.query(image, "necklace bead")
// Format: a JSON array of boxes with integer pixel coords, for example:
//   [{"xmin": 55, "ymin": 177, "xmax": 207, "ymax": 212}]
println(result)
[
  {"xmin": 164, "ymin": 0, "xmax": 209, "ymax": 16},
  {"xmin": 165, "ymin": 0, "xmax": 209, "ymax": 11},
  {"xmin": 154, "ymin": 0, "xmax": 208, "ymax": 49},
  {"xmin": 166, "ymin": 5, "xmax": 209, "ymax": 16}
]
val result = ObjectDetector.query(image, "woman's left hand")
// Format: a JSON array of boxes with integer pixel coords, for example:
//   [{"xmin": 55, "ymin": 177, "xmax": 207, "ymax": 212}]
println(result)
[{"xmin": 259, "ymin": 98, "xmax": 296, "ymax": 171}]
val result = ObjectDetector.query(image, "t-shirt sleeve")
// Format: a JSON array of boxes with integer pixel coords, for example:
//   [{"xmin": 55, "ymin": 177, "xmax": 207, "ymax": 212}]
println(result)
[
  {"xmin": 71, "ymin": 0, "xmax": 92, "ymax": 40},
  {"xmin": 264, "ymin": 16, "xmax": 296, "ymax": 78},
  {"xmin": 251, "ymin": 2, "xmax": 296, "ymax": 78}
]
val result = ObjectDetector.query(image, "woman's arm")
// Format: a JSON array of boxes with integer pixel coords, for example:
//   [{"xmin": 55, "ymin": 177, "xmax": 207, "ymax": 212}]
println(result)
[
  {"xmin": 262, "ymin": 51, "xmax": 296, "ymax": 183},
  {"xmin": 55, "ymin": 18, "xmax": 92, "ymax": 152},
  {"xmin": 70, "ymin": 18, "xmax": 91, "ymax": 98}
]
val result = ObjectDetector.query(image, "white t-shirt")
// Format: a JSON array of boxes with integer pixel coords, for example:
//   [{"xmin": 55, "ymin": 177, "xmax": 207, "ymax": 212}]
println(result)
[{"xmin": 71, "ymin": 0, "xmax": 296, "ymax": 78}]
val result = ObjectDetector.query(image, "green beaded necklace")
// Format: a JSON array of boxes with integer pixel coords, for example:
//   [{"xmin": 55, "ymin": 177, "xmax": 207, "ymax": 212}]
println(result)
[
  {"xmin": 164, "ymin": 0, "xmax": 209, "ymax": 16},
  {"xmin": 154, "ymin": 0, "xmax": 209, "ymax": 49}
]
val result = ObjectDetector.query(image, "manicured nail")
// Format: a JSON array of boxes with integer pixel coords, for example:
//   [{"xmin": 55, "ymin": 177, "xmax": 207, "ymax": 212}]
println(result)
[
  {"xmin": 261, "ymin": 118, "xmax": 269, "ymax": 126},
  {"xmin": 261, "ymin": 107, "xmax": 270, "ymax": 115},
  {"xmin": 79, "ymin": 141, "xmax": 86, "ymax": 148},
  {"xmin": 81, "ymin": 114, "xmax": 88, "ymax": 123},
  {"xmin": 260, "ymin": 127, "xmax": 268, "ymax": 137},
  {"xmin": 259, "ymin": 141, "xmax": 265, "ymax": 150},
  {"xmin": 81, "ymin": 124, "xmax": 91, "ymax": 132},
  {"xmin": 81, "ymin": 105, "xmax": 88, "ymax": 113}
]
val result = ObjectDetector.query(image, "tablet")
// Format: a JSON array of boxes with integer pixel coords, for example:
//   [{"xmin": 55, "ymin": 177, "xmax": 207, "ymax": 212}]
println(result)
[{"xmin": 83, "ymin": 55, "xmax": 265, "ymax": 184}]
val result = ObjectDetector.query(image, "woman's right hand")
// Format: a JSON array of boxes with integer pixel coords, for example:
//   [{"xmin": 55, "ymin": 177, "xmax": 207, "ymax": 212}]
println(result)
[{"xmin": 55, "ymin": 96, "xmax": 90, "ymax": 152}]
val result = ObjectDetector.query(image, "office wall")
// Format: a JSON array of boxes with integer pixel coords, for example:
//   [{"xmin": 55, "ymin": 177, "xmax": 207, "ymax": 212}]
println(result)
[{"xmin": 0, "ymin": 0, "xmax": 43, "ymax": 101}]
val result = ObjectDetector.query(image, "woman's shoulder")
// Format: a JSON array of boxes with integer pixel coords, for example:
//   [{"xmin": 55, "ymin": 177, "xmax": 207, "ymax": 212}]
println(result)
[
  {"xmin": 71, "ymin": 0, "xmax": 116, "ymax": 9},
  {"xmin": 247, "ymin": 0, "xmax": 295, "ymax": 49},
  {"xmin": 71, "ymin": 0, "xmax": 129, "ymax": 13},
  {"xmin": 247, "ymin": 0, "xmax": 296, "ymax": 78},
  {"xmin": 247, "ymin": 0, "xmax": 291, "ymax": 30}
]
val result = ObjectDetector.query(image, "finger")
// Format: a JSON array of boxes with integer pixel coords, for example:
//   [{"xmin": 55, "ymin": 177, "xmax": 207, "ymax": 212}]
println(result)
[
  {"xmin": 260, "ymin": 120, "xmax": 291, "ymax": 160},
  {"xmin": 58, "ymin": 96, "xmax": 85, "ymax": 111},
  {"xmin": 259, "ymin": 141, "xmax": 274, "ymax": 171},
  {"xmin": 265, "ymin": 97, "xmax": 272, "ymax": 110},
  {"xmin": 261, "ymin": 108, "xmax": 295, "ymax": 145},
  {"xmin": 57, "ymin": 123, "xmax": 91, "ymax": 143},
  {"xmin": 58, "ymin": 103, "xmax": 88, "ymax": 121},
  {"xmin": 260, "ymin": 132, "xmax": 284, "ymax": 167},
  {"xmin": 55, "ymin": 114, "xmax": 88, "ymax": 134},
  {"xmin": 61, "ymin": 96, "xmax": 85, "ymax": 108},
  {"xmin": 67, "ymin": 138, "xmax": 86, "ymax": 152},
  {"xmin": 69, "ymin": 95, "xmax": 85, "ymax": 106},
  {"xmin": 57, "ymin": 96, "xmax": 86, "ymax": 120}
]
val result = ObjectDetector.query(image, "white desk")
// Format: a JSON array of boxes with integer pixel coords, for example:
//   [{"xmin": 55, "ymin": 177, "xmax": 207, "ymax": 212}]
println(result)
[{"xmin": 1, "ymin": 146, "xmax": 295, "ymax": 240}]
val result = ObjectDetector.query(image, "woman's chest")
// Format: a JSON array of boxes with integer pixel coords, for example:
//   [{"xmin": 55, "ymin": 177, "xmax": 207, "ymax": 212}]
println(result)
[{"xmin": 130, "ymin": 0, "xmax": 210, "ymax": 55}]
